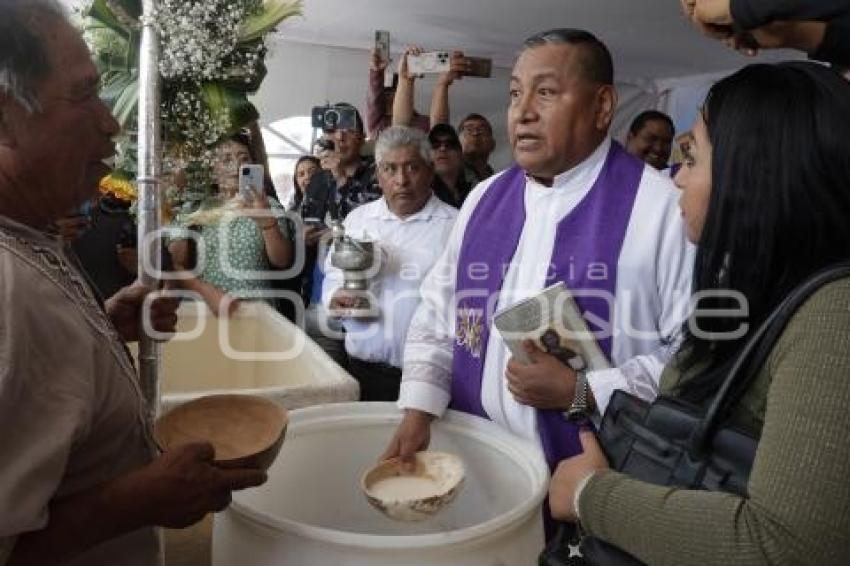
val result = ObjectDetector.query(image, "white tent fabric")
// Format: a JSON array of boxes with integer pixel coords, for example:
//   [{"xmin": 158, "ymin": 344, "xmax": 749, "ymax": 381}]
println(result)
[
  {"xmin": 58, "ymin": 0, "xmax": 802, "ymax": 190},
  {"xmin": 614, "ymin": 72, "xmax": 728, "ymax": 144}
]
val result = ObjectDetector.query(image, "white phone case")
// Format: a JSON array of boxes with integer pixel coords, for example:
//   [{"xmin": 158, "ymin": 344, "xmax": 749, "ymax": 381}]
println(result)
[
  {"xmin": 407, "ymin": 51, "xmax": 451, "ymax": 75},
  {"xmin": 239, "ymin": 164, "xmax": 264, "ymax": 198}
]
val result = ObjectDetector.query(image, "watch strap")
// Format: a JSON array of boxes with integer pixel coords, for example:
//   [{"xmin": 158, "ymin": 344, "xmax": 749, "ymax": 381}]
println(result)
[{"xmin": 566, "ymin": 368, "xmax": 589, "ymax": 421}]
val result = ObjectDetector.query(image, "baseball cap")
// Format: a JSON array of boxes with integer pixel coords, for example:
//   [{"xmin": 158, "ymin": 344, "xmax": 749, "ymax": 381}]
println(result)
[{"xmin": 428, "ymin": 123, "xmax": 462, "ymax": 150}]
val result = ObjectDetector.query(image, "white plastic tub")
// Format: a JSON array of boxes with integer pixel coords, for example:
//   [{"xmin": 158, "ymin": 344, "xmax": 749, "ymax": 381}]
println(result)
[
  {"xmin": 135, "ymin": 301, "xmax": 359, "ymax": 414},
  {"xmin": 212, "ymin": 402, "xmax": 549, "ymax": 566}
]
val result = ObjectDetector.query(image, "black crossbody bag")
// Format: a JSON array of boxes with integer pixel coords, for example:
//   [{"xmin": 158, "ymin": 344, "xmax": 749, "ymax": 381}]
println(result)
[{"xmin": 540, "ymin": 262, "xmax": 850, "ymax": 566}]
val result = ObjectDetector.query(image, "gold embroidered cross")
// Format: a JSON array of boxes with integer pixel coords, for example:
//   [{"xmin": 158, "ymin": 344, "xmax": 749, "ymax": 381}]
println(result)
[{"xmin": 456, "ymin": 307, "xmax": 484, "ymax": 358}]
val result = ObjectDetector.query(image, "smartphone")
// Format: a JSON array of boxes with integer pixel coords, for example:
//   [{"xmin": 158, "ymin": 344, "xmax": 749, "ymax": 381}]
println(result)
[
  {"xmin": 239, "ymin": 164, "xmax": 264, "ymax": 199},
  {"xmin": 375, "ymin": 30, "xmax": 390, "ymax": 66},
  {"xmin": 463, "ymin": 56, "xmax": 492, "ymax": 78},
  {"xmin": 407, "ymin": 51, "xmax": 451, "ymax": 75}
]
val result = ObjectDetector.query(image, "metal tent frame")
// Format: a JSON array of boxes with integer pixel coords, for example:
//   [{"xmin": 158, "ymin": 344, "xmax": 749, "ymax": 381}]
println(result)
[{"xmin": 136, "ymin": 0, "xmax": 162, "ymax": 419}]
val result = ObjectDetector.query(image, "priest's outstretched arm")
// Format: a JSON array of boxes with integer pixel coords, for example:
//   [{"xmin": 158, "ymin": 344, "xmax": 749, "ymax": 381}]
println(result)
[
  {"xmin": 396, "ymin": 180, "xmax": 480, "ymax": 417},
  {"xmin": 396, "ymin": 239, "xmax": 461, "ymax": 417}
]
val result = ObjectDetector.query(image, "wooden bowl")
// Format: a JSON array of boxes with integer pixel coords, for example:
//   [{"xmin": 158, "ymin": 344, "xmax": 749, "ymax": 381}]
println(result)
[
  {"xmin": 361, "ymin": 451, "xmax": 465, "ymax": 522},
  {"xmin": 155, "ymin": 394, "xmax": 288, "ymax": 470}
]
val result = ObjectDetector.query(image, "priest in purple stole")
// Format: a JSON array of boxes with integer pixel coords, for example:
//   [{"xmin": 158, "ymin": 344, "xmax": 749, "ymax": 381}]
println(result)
[
  {"xmin": 383, "ymin": 29, "xmax": 693, "ymax": 543},
  {"xmin": 450, "ymin": 140, "xmax": 643, "ymax": 471}
]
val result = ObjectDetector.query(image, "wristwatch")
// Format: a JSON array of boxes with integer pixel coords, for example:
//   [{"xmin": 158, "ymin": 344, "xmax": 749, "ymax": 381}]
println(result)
[{"xmin": 566, "ymin": 368, "xmax": 589, "ymax": 421}]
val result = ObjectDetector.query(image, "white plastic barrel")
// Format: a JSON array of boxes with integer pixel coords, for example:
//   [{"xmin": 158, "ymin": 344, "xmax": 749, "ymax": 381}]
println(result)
[{"xmin": 212, "ymin": 402, "xmax": 549, "ymax": 566}]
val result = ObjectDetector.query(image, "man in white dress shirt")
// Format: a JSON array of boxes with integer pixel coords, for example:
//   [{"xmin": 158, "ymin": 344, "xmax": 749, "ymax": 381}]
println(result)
[
  {"xmin": 323, "ymin": 126, "xmax": 457, "ymax": 401},
  {"xmin": 380, "ymin": 29, "xmax": 693, "ymax": 476}
]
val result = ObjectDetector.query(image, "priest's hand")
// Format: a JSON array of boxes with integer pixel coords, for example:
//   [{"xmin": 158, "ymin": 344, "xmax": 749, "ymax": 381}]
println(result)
[
  {"xmin": 549, "ymin": 429, "xmax": 610, "ymax": 522},
  {"xmin": 380, "ymin": 409, "xmax": 433, "ymax": 469},
  {"xmin": 506, "ymin": 340, "xmax": 578, "ymax": 410},
  {"xmin": 106, "ymin": 283, "xmax": 179, "ymax": 343}
]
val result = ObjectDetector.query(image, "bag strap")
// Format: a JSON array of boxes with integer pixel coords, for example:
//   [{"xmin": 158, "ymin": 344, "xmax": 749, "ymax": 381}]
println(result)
[{"xmin": 689, "ymin": 261, "xmax": 850, "ymax": 455}]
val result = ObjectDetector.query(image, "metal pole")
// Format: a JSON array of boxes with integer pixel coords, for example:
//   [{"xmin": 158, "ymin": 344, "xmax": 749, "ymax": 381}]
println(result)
[{"xmin": 137, "ymin": 0, "xmax": 162, "ymax": 420}]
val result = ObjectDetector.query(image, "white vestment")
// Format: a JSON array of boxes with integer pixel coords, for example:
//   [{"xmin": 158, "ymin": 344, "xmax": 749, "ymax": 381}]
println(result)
[{"xmin": 398, "ymin": 138, "xmax": 695, "ymax": 445}]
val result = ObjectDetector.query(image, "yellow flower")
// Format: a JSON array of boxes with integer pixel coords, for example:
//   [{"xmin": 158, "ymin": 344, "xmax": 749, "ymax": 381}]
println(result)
[{"xmin": 99, "ymin": 175, "xmax": 138, "ymax": 202}]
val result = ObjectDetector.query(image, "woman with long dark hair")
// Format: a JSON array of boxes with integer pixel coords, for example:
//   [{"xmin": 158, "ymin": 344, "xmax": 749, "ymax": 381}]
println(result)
[
  {"xmin": 288, "ymin": 155, "xmax": 321, "ymax": 212},
  {"xmin": 548, "ymin": 62, "xmax": 850, "ymax": 563}
]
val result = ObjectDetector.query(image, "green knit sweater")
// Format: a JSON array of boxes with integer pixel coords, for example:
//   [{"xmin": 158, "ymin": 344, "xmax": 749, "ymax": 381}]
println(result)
[{"xmin": 579, "ymin": 278, "xmax": 850, "ymax": 565}]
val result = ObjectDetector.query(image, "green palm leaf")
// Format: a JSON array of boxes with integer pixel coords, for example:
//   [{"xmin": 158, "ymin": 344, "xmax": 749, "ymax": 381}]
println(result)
[
  {"xmin": 201, "ymin": 82, "xmax": 260, "ymax": 137},
  {"xmin": 239, "ymin": 0, "xmax": 303, "ymax": 43},
  {"xmin": 106, "ymin": 72, "xmax": 139, "ymax": 128},
  {"xmin": 86, "ymin": 22, "xmax": 132, "ymax": 75},
  {"xmin": 85, "ymin": 0, "xmax": 130, "ymax": 38}
]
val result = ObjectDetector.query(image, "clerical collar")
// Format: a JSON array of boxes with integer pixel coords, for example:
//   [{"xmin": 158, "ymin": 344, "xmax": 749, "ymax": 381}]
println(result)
[{"xmin": 525, "ymin": 137, "xmax": 611, "ymax": 190}]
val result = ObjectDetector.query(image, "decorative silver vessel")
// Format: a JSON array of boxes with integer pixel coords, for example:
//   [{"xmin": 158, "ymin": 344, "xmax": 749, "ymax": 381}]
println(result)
[{"xmin": 329, "ymin": 220, "xmax": 380, "ymax": 318}]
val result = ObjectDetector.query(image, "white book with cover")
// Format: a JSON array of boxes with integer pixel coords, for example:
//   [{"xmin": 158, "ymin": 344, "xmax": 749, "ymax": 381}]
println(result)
[{"xmin": 492, "ymin": 282, "xmax": 611, "ymax": 371}]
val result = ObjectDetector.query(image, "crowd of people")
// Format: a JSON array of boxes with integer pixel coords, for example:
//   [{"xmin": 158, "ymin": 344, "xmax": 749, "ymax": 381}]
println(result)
[{"xmin": 1, "ymin": 0, "xmax": 848, "ymax": 563}]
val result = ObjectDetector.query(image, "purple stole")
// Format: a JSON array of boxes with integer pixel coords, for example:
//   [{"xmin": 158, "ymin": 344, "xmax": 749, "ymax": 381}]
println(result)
[{"xmin": 450, "ymin": 141, "xmax": 643, "ymax": 471}]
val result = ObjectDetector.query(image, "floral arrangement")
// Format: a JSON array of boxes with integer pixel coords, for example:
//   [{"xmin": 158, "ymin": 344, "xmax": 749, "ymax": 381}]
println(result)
[
  {"xmin": 99, "ymin": 173, "xmax": 138, "ymax": 202},
  {"xmin": 81, "ymin": 0, "xmax": 301, "ymax": 219}
]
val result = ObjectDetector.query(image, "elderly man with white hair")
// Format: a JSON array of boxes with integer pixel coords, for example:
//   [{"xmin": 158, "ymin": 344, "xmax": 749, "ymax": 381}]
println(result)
[{"xmin": 322, "ymin": 126, "xmax": 458, "ymax": 401}]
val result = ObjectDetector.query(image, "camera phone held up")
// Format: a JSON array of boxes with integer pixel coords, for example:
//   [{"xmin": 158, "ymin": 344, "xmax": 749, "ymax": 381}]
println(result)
[{"xmin": 311, "ymin": 104, "xmax": 359, "ymax": 131}]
